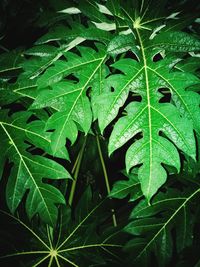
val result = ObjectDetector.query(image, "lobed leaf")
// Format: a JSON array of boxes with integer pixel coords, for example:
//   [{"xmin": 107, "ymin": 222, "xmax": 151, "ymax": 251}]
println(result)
[
  {"xmin": 149, "ymin": 31, "xmax": 200, "ymax": 52},
  {"xmin": 32, "ymin": 45, "xmax": 106, "ymax": 154},
  {"xmin": 124, "ymin": 187, "xmax": 200, "ymax": 267},
  {"xmin": 96, "ymin": 33, "xmax": 198, "ymax": 200},
  {"xmin": 0, "ymin": 111, "xmax": 71, "ymax": 226}
]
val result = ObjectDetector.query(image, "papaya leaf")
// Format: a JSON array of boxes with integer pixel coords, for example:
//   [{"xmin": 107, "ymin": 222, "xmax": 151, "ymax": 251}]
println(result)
[
  {"xmin": 124, "ymin": 186, "xmax": 200, "ymax": 267},
  {"xmin": 0, "ymin": 110, "xmax": 71, "ymax": 226},
  {"xmin": 96, "ymin": 31, "xmax": 198, "ymax": 200},
  {"xmin": 149, "ymin": 31, "xmax": 200, "ymax": 52},
  {"xmin": 110, "ymin": 171, "xmax": 142, "ymax": 202},
  {"xmin": 0, "ymin": 188, "xmax": 123, "ymax": 267},
  {"xmin": 32, "ymin": 45, "xmax": 107, "ymax": 154}
]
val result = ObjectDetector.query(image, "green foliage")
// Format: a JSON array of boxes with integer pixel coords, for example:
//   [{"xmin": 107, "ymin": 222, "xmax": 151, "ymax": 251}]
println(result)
[
  {"xmin": 0, "ymin": 110, "xmax": 71, "ymax": 226},
  {"xmin": 124, "ymin": 184, "xmax": 200, "ymax": 267},
  {"xmin": 0, "ymin": 188, "xmax": 123, "ymax": 267},
  {"xmin": 1, "ymin": 0, "xmax": 200, "ymax": 266}
]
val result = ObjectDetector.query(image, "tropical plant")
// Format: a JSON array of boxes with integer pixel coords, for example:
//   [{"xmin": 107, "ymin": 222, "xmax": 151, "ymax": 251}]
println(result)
[{"xmin": 0, "ymin": 0, "xmax": 200, "ymax": 266}]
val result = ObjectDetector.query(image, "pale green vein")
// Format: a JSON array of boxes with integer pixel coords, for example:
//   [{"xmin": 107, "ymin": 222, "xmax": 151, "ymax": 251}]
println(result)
[
  {"xmin": 47, "ymin": 225, "xmax": 53, "ymax": 249},
  {"xmin": 0, "ymin": 66, "xmax": 22, "ymax": 74},
  {"xmin": 111, "ymin": 182, "xmax": 140, "ymax": 197},
  {"xmin": 136, "ymin": 28, "xmax": 153, "ymax": 200},
  {"xmin": 48, "ymin": 256, "xmax": 54, "ymax": 267},
  {"xmin": 32, "ymin": 254, "xmax": 50, "ymax": 267},
  {"xmin": 0, "ymin": 251, "xmax": 49, "ymax": 259},
  {"xmin": 149, "ymin": 67, "xmax": 198, "ymax": 133},
  {"xmin": 57, "ymin": 254, "xmax": 79, "ymax": 267},
  {"xmin": 42, "ymin": 56, "xmax": 102, "ymax": 87},
  {"xmin": 11, "ymin": 159, "xmax": 22, "ymax": 212},
  {"xmin": 0, "ymin": 121, "xmax": 50, "ymax": 143},
  {"xmin": 140, "ymin": 17, "xmax": 166, "ymax": 26},
  {"xmin": 107, "ymin": 67, "xmax": 144, "ymax": 119},
  {"xmin": 14, "ymin": 84, "xmax": 36, "ymax": 92},
  {"xmin": 0, "ymin": 123, "xmax": 54, "ymax": 226},
  {"xmin": 133, "ymin": 197, "xmax": 187, "ymax": 217},
  {"xmin": 53, "ymin": 55, "xmax": 106, "ymax": 152},
  {"xmin": 57, "ymin": 199, "xmax": 105, "ymax": 250},
  {"xmin": 0, "ymin": 210, "xmax": 50, "ymax": 249},
  {"xmin": 135, "ymin": 188, "xmax": 200, "ymax": 260},
  {"xmin": 151, "ymin": 106, "xmax": 192, "ymax": 153},
  {"xmin": 30, "ymin": 37, "xmax": 85, "ymax": 79},
  {"xmin": 59, "ymin": 243, "xmax": 122, "ymax": 253},
  {"xmin": 23, "ymin": 156, "xmax": 66, "ymax": 176}
]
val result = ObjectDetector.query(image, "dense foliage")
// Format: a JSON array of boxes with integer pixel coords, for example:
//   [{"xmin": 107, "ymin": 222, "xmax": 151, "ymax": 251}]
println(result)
[{"xmin": 1, "ymin": 0, "xmax": 200, "ymax": 266}]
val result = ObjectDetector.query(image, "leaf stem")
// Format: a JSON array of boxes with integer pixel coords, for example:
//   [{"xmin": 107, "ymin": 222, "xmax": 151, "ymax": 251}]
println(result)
[
  {"xmin": 135, "ymin": 187, "xmax": 200, "ymax": 260},
  {"xmin": 48, "ymin": 256, "xmax": 54, "ymax": 267},
  {"xmin": 96, "ymin": 135, "xmax": 117, "ymax": 227},
  {"xmin": 55, "ymin": 255, "xmax": 62, "ymax": 267},
  {"xmin": 57, "ymin": 254, "xmax": 79, "ymax": 267},
  {"xmin": 0, "ymin": 210, "xmax": 50, "ymax": 250},
  {"xmin": 47, "ymin": 225, "xmax": 53, "ymax": 249},
  {"xmin": 59, "ymin": 243, "xmax": 122, "ymax": 253},
  {"xmin": 57, "ymin": 199, "xmax": 105, "ymax": 250},
  {"xmin": 68, "ymin": 137, "xmax": 87, "ymax": 206},
  {"xmin": 32, "ymin": 254, "xmax": 50, "ymax": 267},
  {"xmin": 63, "ymin": 148, "xmax": 81, "ymax": 197},
  {"xmin": 0, "ymin": 251, "xmax": 48, "ymax": 259}
]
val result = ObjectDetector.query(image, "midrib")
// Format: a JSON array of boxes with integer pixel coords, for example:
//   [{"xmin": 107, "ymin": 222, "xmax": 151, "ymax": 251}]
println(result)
[
  {"xmin": 54, "ymin": 55, "xmax": 106, "ymax": 152},
  {"xmin": 46, "ymin": 57, "xmax": 103, "ymax": 84},
  {"xmin": 136, "ymin": 28, "xmax": 153, "ymax": 199},
  {"xmin": 135, "ymin": 188, "xmax": 200, "ymax": 260},
  {"xmin": 0, "ymin": 123, "xmax": 52, "ymax": 225}
]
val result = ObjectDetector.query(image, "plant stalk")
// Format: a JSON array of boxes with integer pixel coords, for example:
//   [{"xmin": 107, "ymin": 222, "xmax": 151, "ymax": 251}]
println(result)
[
  {"xmin": 68, "ymin": 137, "xmax": 87, "ymax": 206},
  {"xmin": 63, "ymin": 149, "xmax": 80, "ymax": 197},
  {"xmin": 96, "ymin": 135, "xmax": 117, "ymax": 227}
]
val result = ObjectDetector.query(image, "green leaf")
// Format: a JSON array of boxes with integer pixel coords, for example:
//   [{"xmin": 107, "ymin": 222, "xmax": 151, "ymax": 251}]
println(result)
[
  {"xmin": 77, "ymin": 0, "xmax": 111, "ymax": 24},
  {"xmin": 26, "ymin": 120, "xmax": 69, "ymax": 160},
  {"xmin": 107, "ymin": 33, "xmax": 139, "ymax": 57},
  {"xmin": 1, "ymin": 79, "xmax": 37, "ymax": 103},
  {"xmin": 106, "ymin": 0, "xmax": 121, "ymax": 17},
  {"xmin": 24, "ymin": 45, "xmax": 58, "ymax": 57},
  {"xmin": 55, "ymin": 188, "xmax": 122, "ymax": 266},
  {"xmin": 149, "ymin": 31, "xmax": 200, "ymax": 52},
  {"xmin": 124, "ymin": 187, "xmax": 200, "ymax": 267},
  {"xmin": 176, "ymin": 205, "xmax": 194, "ymax": 253},
  {"xmin": 110, "ymin": 172, "xmax": 142, "ymax": 201},
  {"xmin": 21, "ymin": 37, "xmax": 85, "ymax": 79},
  {"xmin": 96, "ymin": 31, "xmax": 197, "ymax": 200},
  {"xmin": 0, "ymin": 111, "xmax": 71, "ymax": 226},
  {"xmin": 32, "ymin": 45, "xmax": 106, "ymax": 154},
  {"xmin": 0, "ymin": 50, "xmax": 23, "ymax": 76},
  {"xmin": 0, "ymin": 187, "xmax": 122, "ymax": 267},
  {"xmin": 36, "ymin": 46, "xmax": 106, "ymax": 88},
  {"xmin": 36, "ymin": 23, "xmax": 111, "ymax": 45},
  {"xmin": 0, "ymin": 82, "xmax": 21, "ymax": 105},
  {"xmin": 90, "ymin": 64, "xmax": 109, "ymax": 120}
]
